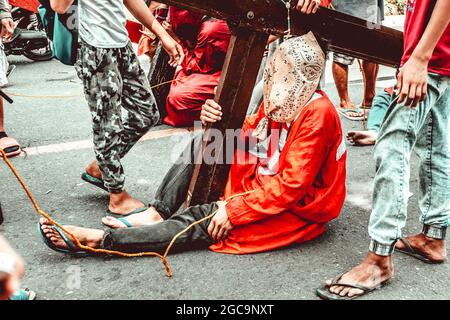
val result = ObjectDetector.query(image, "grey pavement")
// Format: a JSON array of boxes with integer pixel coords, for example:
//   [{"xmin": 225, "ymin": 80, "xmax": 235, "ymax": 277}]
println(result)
[{"xmin": 0, "ymin": 53, "xmax": 448, "ymax": 300}]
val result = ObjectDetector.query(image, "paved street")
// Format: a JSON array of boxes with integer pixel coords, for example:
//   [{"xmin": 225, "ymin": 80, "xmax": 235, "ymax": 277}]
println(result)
[{"xmin": 0, "ymin": 53, "xmax": 448, "ymax": 300}]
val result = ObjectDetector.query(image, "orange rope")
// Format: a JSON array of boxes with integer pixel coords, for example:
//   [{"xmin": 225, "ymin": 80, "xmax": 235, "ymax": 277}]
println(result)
[{"xmin": 0, "ymin": 149, "xmax": 254, "ymax": 277}]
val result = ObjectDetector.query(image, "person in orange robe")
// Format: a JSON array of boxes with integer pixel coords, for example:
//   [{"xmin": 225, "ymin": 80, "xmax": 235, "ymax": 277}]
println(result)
[{"xmin": 38, "ymin": 33, "xmax": 347, "ymax": 258}]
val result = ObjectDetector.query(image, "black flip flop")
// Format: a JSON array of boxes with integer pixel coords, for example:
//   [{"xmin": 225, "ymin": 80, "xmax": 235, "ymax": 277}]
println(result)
[
  {"xmin": 316, "ymin": 273, "xmax": 389, "ymax": 300},
  {"xmin": 81, "ymin": 172, "xmax": 109, "ymax": 192},
  {"xmin": 396, "ymin": 238, "xmax": 443, "ymax": 264}
]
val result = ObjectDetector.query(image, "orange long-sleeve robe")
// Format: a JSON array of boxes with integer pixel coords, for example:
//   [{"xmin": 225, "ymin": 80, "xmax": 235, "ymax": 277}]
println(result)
[{"xmin": 210, "ymin": 93, "xmax": 347, "ymax": 254}]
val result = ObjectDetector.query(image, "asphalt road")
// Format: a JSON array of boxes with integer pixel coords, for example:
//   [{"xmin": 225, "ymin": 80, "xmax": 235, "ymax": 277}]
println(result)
[{"xmin": 0, "ymin": 54, "xmax": 448, "ymax": 300}]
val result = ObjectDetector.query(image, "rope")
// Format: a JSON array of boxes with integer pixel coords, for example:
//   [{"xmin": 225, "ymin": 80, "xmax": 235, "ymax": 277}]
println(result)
[
  {"xmin": 3, "ymin": 80, "xmax": 175, "ymax": 100},
  {"xmin": 0, "ymin": 148, "xmax": 254, "ymax": 277}
]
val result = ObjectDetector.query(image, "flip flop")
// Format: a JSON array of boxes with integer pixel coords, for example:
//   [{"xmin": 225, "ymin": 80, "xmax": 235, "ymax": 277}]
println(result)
[
  {"xmin": 9, "ymin": 288, "xmax": 36, "ymax": 300},
  {"xmin": 0, "ymin": 133, "xmax": 21, "ymax": 158},
  {"xmin": 81, "ymin": 172, "xmax": 108, "ymax": 192},
  {"xmin": 337, "ymin": 107, "xmax": 367, "ymax": 121},
  {"xmin": 37, "ymin": 222, "xmax": 89, "ymax": 257},
  {"xmin": 316, "ymin": 273, "xmax": 390, "ymax": 300},
  {"xmin": 395, "ymin": 238, "xmax": 444, "ymax": 264},
  {"xmin": 105, "ymin": 206, "xmax": 148, "ymax": 218},
  {"xmin": 103, "ymin": 216, "xmax": 133, "ymax": 228}
]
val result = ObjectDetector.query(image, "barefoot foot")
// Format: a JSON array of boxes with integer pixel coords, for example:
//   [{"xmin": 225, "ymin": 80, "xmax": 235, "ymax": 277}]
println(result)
[{"xmin": 102, "ymin": 207, "xmax": 163, "ymax": 229}]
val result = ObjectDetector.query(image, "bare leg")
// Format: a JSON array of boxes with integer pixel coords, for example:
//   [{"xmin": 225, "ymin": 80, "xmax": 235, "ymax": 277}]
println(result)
[
  {"xmin": 332, "ymin": 62, "xmax": 354, "ymax": 109},
  {"xmin": 361, "ymin": 61, "xmax": 379, "ymax": 107},
  {"xmin": 85, "ymin": 160, "xmax": 145, "ymax": 215}
]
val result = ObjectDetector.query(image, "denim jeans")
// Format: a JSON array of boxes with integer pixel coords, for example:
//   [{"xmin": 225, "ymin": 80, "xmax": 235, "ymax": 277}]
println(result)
[
  {"xmin": 369, "ymin": 73, "xmax": 450, "ymax": 256},
  {"xmin": 102, "ymin": 135, "xmax": 216, "ymax": 253},
  {"xmin": 367, "ymin": 90, "xmax": 391, "ymax": 134}
]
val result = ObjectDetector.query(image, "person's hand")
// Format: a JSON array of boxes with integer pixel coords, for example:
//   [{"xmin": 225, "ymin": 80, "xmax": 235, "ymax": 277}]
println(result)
[
  {"xmin": 162, "ymin": 21, "xmax": 173, "ymax": 35},
  {"xmin": 296, "ymin": 0, "xmax": 321, "ymax": 14},
  {"xmin": 0, "ymin": 18, "xmax": 15, "ymax": 40},
  {"xmin": 396, "ymin": 55, "xmax": 429, "ymax": 108},
  {"xmin": 161, "ymin": 34, "xmax": 184, "ymax": 67},
  {"xmin": 207, "ymin": 201, "xmax": 233, "ymax": 242},
  {"xmin": 200, "ymin": 99, "xmax": 222, "ymax": 125},
  {"xmin": 0, "ymin": 253, "xmax": 24, "ymax": 300}
]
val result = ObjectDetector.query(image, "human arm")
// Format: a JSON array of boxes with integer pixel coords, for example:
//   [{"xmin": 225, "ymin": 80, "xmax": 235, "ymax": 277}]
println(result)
[
  {"xmin": 397, "ymin": 0, "xmax": 450, "ymax": 107},
  {"xmin": 124, "ymin": 0, "xmax": 184, "ymax": 67}
]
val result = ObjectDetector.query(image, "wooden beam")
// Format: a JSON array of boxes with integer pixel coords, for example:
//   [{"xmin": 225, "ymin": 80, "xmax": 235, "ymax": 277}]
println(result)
[
  {"xmin": 149, "ymin": 45, "xmax": 175, "ymax": 121},
  {"xmin": 186, "ymin": 28, "xmax": 269, "ymax": 205},
  {"xmin": 157, "ymin": 0, "xmax": 403, "ymax": 67}
]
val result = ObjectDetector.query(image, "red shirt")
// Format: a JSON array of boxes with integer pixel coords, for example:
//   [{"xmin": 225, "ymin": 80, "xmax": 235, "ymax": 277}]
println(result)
[
  {"xmin": 210, "ymin": 93, "xmax": 347, "ymax": 254},
  {"xmin": 401, "ymin": 0, "xmax": 450, "ymax": 76}
]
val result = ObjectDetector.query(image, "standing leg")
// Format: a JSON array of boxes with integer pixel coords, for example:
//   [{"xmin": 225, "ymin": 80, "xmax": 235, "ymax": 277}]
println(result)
[
  {"xmin": 368, "ymin": 76, "xmax": 443, "ymax": 252},
  {"xmin": 396, "ymin": 81, "xmax": 450, "ymax": 263},
  {"xmin": 318, "ymin": 75, "xmax": 445, "ymax": 299},
  {"xmin": 76, "ymin": 43, "xmax": 145, "ymax": 215},
  {"xmin": 332, "ymin": 53, "xmax": 356, "ymax": 107},
  {"xmin": 118, "ymin": 43, "xmax": 160, "ymax": 158},
  {"xmin": 361, "ymin": 61, "xmax": 379, "ymax": 107},
  {"xmin": 332, "ymin": 59, "xmax": 353, "ymax": 109}
]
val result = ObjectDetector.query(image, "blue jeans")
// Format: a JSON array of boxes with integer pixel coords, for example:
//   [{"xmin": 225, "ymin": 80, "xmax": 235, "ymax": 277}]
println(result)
[
  {"xmin": 369, "ymin": 73, "xmax": 450, "ymax": 256},
  {"xmin": 367, "ymin": 90, "xmax": 392, "ymax": 134}
]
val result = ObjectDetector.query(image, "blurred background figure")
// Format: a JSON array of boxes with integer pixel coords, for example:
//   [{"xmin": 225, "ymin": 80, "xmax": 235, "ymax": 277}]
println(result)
[{"xmin": 0, "ymin": 235, "xmax": 36, "ymax": 300}]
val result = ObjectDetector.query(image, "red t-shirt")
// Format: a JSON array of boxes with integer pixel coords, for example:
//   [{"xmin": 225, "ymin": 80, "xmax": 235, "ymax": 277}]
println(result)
[{"xmin": 401, "ymin": 0, "xmax": 450, "ymax": 76}]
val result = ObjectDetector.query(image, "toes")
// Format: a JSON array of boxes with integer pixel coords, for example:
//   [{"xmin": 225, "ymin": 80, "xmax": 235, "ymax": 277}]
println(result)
[
  {"xmin": 339, "ymin": 287, "xmax": 350, "ymax": 297},
  {"xmin": 102, "ymin": 217, "xmax": 123, "ymax": 229},
  {"xmin": 347, "ymin": 288, "xmax": 364, "ymax": 298},
  {"xmin": 330, "ymin": 285, "xmax": 343, "ymax": 294}
]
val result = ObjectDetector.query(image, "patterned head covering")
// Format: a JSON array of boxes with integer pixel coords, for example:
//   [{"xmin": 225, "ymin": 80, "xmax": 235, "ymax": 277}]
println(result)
[{"xmin": 254, "ymin": 32, "xmax": 325, "ymax": 139}]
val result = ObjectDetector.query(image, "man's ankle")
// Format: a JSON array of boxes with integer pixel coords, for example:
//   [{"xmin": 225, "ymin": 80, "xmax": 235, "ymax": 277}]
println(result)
[
  {"xmin": 109, "ymin": 191, "xmax": 129, "ymax": 204},
  {"xmin": 365, "ymin": 252, "xmax": 394, "ymax": 274}
]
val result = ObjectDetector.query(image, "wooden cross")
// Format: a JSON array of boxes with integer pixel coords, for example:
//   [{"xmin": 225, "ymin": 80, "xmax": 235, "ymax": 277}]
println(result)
[{"xmin": 157, "ymin": 0, "xmax": 403, "ymax": 205}]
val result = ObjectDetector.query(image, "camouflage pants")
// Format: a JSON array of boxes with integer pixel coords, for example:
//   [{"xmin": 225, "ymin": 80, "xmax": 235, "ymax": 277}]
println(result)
[{"xmin": 75, "ymin": 42, "xmax": 160, "ymax": 193}]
